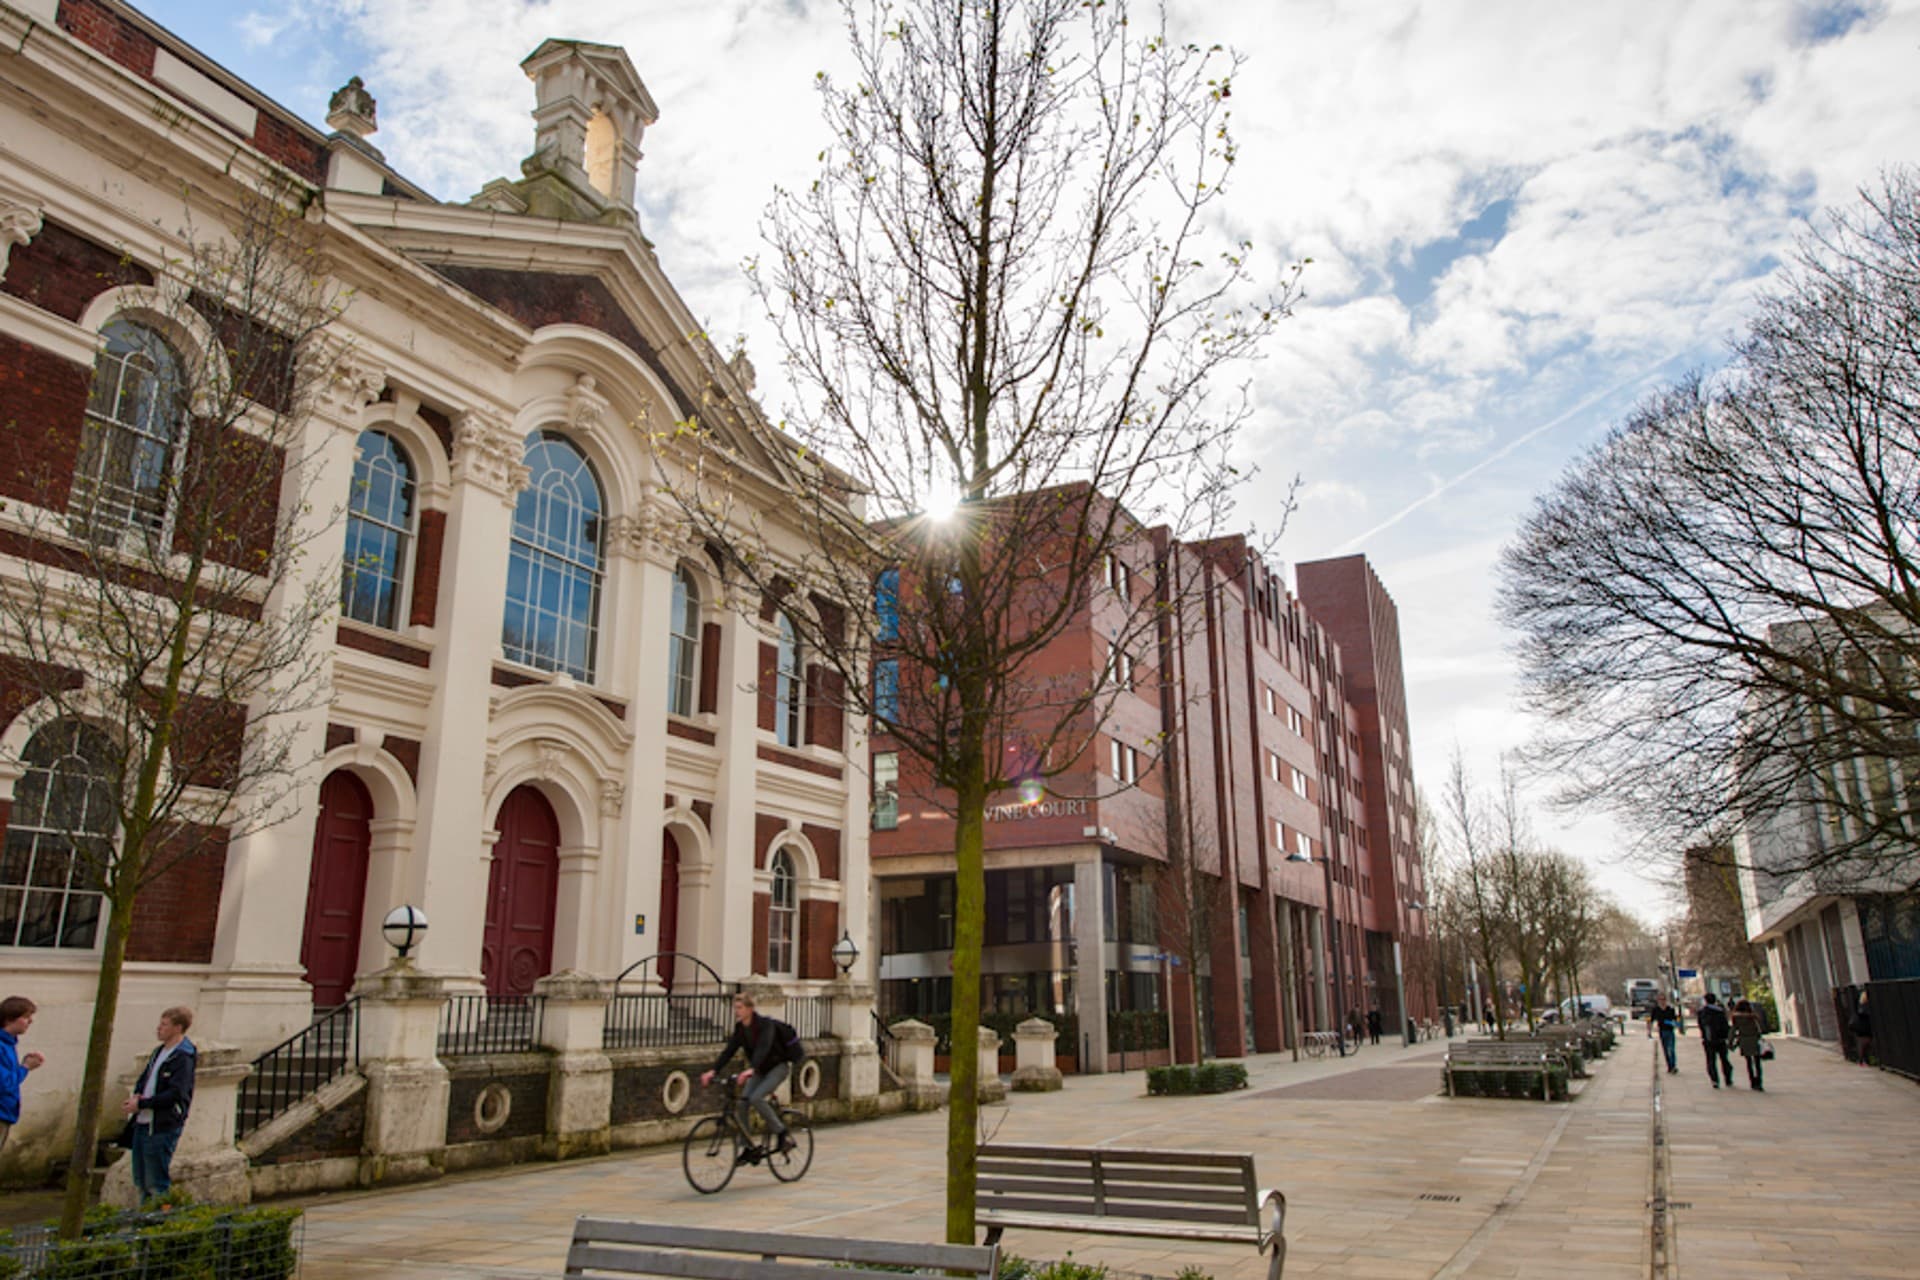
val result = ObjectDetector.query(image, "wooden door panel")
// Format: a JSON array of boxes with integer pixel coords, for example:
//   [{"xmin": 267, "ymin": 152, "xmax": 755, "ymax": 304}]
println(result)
[
  {"xmin": 302, "ymin": 772, "xmax": 373, "ymax": 1007},
  {"xmin": 483, "ymin": 785, "xmax": 559, "ymax": 996}
]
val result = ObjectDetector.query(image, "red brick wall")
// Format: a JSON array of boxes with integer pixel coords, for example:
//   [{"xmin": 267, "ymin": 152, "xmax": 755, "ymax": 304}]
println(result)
[
  {"xmin": 170, "ymin": 694, "xmax": 246, "ymax": 790},
  {"xmin": 0, "ymin": 657, "xmax": 84, "ymax": 735},
  {"xmin": 248, "ymin": 112, "xmax": 326, "ymax": 185},
  {"xmin": 126, "ymin": 823, "xmax": 228, "ymax": 963},
  {"xmin": 175, "ymin": 421, "xmax": 283, "ymax": 570},
  {"xmin": 1, "ymin": 221, "xmax": 153, "ymax": 322},
  {"xmin": 804, "ymin": 665, "xmax": 843, "ymax": 752},
  {"xmin": 754, "ymin": 814, "xmax": 785, "ymax": 870},
  {"xmin": 800, "ymin": 899, "xmax": 838, "ymax": 980},
  {"xmin": 0, "ymin": 336, "xmax": 90, "ymax": 513},
  {"xmin": 415, "ymin": 406, "xmax": 454, "ymax": 460},
  {"xmin": 408, "ymin": 509, "xmax": 445, "ymax": 627},
  {"xmin": 56, "ymin": 0, "xmax": 158, "ymax": 77},
  {"xmin": 384, "ymin": 735, "xmax": 422, "ymax": 786},
  {"xmin": 697, "ymin": 622, "xmax": 721, "ymax": 714},
  {"xmin": 801, "ymin": 824, "xmax": 840, "ymax": 881},
  {"xmin": 750, "ymin": 892, "xmax": 770, "ymax": 976}
]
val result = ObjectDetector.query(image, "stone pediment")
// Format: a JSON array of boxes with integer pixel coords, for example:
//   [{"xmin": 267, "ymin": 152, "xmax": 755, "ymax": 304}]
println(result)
[{"xmin": 521, "ymin": 40, "xmax": 660, "ymax": 126}]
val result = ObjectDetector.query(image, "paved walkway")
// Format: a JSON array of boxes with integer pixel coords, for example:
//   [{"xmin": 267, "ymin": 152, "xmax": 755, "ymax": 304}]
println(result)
[{"xmin": 280, "ymin": 1031, "xmax": 1919, "ymax": 1279}]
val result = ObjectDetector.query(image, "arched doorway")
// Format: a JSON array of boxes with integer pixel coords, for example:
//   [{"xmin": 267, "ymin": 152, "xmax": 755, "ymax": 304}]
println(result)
[
  {"xmin": 302, "ymin": 771, "xmax": 372, "ymax": 1007},
  {"xmin": 483, "ymin": 785, "xmax": 560, "ymax": 996},
  {"xmin": 658, "ymin": 832, "xmax": 681, "ymax": 989}
]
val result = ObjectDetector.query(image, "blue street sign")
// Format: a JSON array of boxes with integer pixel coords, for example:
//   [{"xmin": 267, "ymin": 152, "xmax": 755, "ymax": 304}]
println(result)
[{"xmin": 1677, "ymin": 968, "xmax": 1698, "ymax": 979}]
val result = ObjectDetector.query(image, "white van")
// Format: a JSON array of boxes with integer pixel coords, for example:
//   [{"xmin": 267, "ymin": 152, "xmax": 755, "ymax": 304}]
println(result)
[{"xmin": 1558, "ymin": 994, "xmax": 1613, "ymax": 1019}]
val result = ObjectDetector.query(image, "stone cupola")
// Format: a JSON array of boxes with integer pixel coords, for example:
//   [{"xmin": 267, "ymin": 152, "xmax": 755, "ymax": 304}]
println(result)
[{"xmin": 471, "ymin": 39, "xmax": 659, "ymax": 228}]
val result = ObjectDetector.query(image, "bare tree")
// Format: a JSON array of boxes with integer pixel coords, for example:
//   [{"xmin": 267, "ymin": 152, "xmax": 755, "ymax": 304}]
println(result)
[
  {"xmin": 1536, "ymin": 851, "xmax": 1604, "ymax": 1015},
  {"xmin": 1500, "ymin": 170, "xmax": 1920, "ymax": 891},
  {"xmin": 1679, "ymin": 844, "xmax": 1764, "ymax": 980},
  {"xmin": 1492, "ymin": 764, "xmax": 1553, "ymax": 1030},
  {"xmin": 1437, "ymin": 752, "xmax": 1510, "ymax": 1034},
  {"xmin": 656, "ymin": 0, "xmax": 1290, "ymax": 1240},
  {"xmin": 0, "ymin": 179, "xmax": 346, "ymax": 1235}
]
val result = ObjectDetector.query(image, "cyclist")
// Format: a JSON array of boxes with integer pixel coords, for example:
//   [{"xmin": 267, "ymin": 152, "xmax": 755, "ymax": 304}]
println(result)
[{"xmin": 701, "ymin": 992, "xmax": 806, "ymax": 1155}]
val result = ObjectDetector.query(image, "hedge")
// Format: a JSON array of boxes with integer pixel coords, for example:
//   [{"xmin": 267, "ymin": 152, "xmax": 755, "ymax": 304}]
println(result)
[
  {"xmin": 1443, "ymin": 1065, "xmax": 1570, "ymax": 1101},
  {"xmin": 0, "ymin": 1204, "xmax": 301, "ymax": 1280},
  {"xmin": 1145, "ymin": 1061, "xmax": 1248, "ymax": 1096}
]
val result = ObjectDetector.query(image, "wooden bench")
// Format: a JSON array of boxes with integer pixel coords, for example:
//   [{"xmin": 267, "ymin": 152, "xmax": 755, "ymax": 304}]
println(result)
[
  {"xmin": 976, "ymin": 1144, "xmax": 1286, "ymax": 1279},
  {"xmin": 1446, "ymin": 1041, "xmax": 1562, "ymax": 1100},
  {"xmin": 564, "ymin": 1219, "xmax": 999, "ymax": 1279}
]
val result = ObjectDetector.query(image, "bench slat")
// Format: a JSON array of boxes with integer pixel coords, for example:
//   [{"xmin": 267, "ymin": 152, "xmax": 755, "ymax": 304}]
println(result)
[
  {"xmin": 980, "ymin": 1176, "xmax": 1246, "ymax": 1208},
  {"xmin": 980, "ymin": 1196, "xmax": 1253, "ymax": 1228},
  {"xmin": 568, "ymin": 1221, "xmax": 995, "ymax": 1274},
  {"xmin": 566, "ymin": 1244, "xmax": 971, "ymax": 1280},
  {"xmin": 977, "ymin": 1211, "xmax": 1263, "ymax": 1244},
  {"xmin": 982, "ymin": 1144, "xmax": 1252, "ymax": 1169}
]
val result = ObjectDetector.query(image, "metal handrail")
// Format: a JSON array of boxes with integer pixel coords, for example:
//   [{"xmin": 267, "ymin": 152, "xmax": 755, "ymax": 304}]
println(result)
[
  {"xmin": 613, "ymin": 951, "xmax": 728, "ymax": 996},
  {"xmin": 438, "ymin": 993, "xmax": 544, "ymax": 1056},
  {"xmin": 236, "ymin": 999, "xmax": 359, "ymax": 1140}
]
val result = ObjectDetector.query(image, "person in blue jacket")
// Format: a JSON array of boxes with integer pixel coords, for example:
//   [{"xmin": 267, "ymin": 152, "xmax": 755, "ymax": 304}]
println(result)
[
  {"xmin": 120, "ymin": 1006, "xmax": 196, "ymax": 1200},
  {"xmin": 1, "ymin": 995, "xmax": 48, "ymax": 1153}
]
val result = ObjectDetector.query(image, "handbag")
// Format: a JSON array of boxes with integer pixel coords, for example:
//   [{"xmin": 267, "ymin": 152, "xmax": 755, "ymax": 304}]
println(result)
[{"xmin": 1759, "ymin": 1043, "xmax": 1775, "ymax": 1061}]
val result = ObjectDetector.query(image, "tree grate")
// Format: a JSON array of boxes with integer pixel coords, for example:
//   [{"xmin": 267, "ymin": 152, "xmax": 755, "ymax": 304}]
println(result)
[{"xmin": 1418, "ymin": 1193, "xmax": 1462, "ymax": 1202}]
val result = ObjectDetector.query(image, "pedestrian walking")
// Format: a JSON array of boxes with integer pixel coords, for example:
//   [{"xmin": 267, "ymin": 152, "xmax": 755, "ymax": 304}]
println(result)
[
  {"xmin": 120, "ymin": 1006, "xmax": 196, "ymax": 1201},
  {"xmin": 1731, "ymin": 998, "xmax": 1765, "ymax": 1091},
  {"xmin": 1366, "ymin": 1007, "xmax": 1383, "ymax": 1045},
  {"xmin": 1647, "ymin": 992, "xmax": 1680, "ymax": 1073},
  {"xmin": 1850, "ymin": 990, "xmax": 1873, "ymax": 1067},
  {"xmin": 1, "ymin": 995, "xmax": 47, "ymax": 1153},
  {"xmin": 1482, "ymin": 1001, "xmax": 1495, "ymax": 1030},
  {"xmin": 1696, "ymin": 993, "xmax": 1733, "ymax": 1089}
]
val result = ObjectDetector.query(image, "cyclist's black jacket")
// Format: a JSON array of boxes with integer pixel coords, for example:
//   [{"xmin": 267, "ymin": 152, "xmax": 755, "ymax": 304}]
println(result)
[{"xmin": 711, "ymin": 1015, "xmax": 805, "ymax": 1076}]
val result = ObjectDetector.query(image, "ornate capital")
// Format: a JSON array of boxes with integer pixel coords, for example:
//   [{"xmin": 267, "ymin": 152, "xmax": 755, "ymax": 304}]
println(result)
[
  {"xmin": 609, "ymin": 504, "xmax": 700, "ymax": 566},
  {"xmin": 307, "ymin": 338, "xmax": 386, "ymax": 423},
  {"xmin": 452, "ymin": 410, "xmax": 530, "ymax": 505},
  {"xmin": 567, "ymin": 373, "xmax": 609, "ymax": 436},
  {"xmin": 0, "ymin": 198, "xmax": 45, "ymax": 284}
]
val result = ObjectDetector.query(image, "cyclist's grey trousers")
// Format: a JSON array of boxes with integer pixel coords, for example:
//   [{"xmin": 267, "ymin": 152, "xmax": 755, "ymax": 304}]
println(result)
[{"xmin": 739, "ymin": 1062, "xmax": 790, "ymax": 1141}]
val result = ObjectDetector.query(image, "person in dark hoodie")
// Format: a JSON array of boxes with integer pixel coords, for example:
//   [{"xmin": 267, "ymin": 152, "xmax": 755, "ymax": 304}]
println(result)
[
  {"xmin": 1696, "ymin": 993, "xmax": 1732, "ymax": 1089},
  {"xmin": 120, "ymin": 1006, "xmax": 196, "ymax": 1200},
  {"xmin": 702, "ymin": 992, "xmax": 805, "ymax": 1155}
]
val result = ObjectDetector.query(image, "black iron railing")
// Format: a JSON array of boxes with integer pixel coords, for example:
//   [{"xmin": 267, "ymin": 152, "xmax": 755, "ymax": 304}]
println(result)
[
  {"xmin": 872, "ymin": 1009, "xmax": 904, "ymax": 1084},
  {"xmin": 1836, "ymin": 978, "xmax": 1920, "ymax": 1081},
  {"xmin": 236, "ymin": 1000, "xmax": 358, "ymax": 1140},
  {"xmin": 785, "ymin": 994, "xmax": 835, "ymax": 1040},
  {"xmin": 603, "ymin": 990, "xmax": 736, "ymax": 1049},
  {"xmin": 438, "ymin": 994, "xmax": 544, "ymax": 1056}
]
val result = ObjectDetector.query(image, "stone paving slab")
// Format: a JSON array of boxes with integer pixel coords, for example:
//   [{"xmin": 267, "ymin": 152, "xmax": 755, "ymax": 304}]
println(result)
[{"xmin": 272, "ymin": 1030, "xmax": 1920, "ymax": 1279}]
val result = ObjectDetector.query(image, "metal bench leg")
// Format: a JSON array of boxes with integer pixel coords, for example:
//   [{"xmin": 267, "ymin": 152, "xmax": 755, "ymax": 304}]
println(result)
[{"xmin": 1269, "ymin": 1239, "xmax": 1286, "ymax": 1280}]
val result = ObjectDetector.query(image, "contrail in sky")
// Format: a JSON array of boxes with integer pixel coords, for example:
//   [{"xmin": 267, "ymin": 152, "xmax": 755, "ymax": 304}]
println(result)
[{"xmin": 1332, "ymin": 356, "xmax": 1684, "ymax": 554}]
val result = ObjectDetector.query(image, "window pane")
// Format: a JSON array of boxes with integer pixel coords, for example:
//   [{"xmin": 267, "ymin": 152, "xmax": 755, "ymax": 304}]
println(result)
[{"xmin": 502, "ymin": 431, "xmax": 604, "ymax": 680}]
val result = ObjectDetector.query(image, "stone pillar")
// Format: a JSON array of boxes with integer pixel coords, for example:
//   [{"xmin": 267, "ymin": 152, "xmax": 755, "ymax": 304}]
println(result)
[
  {"xmin": 1010, "ymin": 1017, "xmax": 1063, "ymax": 1092},
  {"xmin": 1073, "ymin": 855, "xmax": 1109, "ymax": 1072},
  {"xmin": 102, "ymin": 1045, "xmax": 253, "ymax": 1209},
  {"xmin": 1277, "ymin": 901, "xmax": 1301, "ymax": 1055},
  {"xmin": 409, "ymin": 412, "xmax": 527, "ymax": 985},
  {"xmin": 708, "ymin": 612, "xmax": 768, "ymax": 980},
  {"xmin": 1308, "ymin": 907, "xmax": 1331, "ymax": 1031},
  {"xmin": 353, "ymin": 960, "xmax": 451, "ymax": 1186},
  {"xmin": 535, "ymin": 971, "xmax": 614, "ymax": 1160},
  {"xmin": 202, "ymin": 350, "xmax": 386, "ymax": 1052},
  {"xmin": 887, "ymin": 1017, "xmax": 946, "ymax": 1110},
  {"xmin": 612, "ymin": 523, "xmax": 682, "ymax": 977},
  {"xmin": 829, "ymin": 978, "xmax": 880, "ymax": 1101},
  {"xmin": 976, "ymin": 1026, "xmax": 1007, "ymax": 1103}
]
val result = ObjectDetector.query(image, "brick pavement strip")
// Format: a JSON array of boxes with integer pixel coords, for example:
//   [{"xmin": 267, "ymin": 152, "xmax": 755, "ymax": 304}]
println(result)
[{"xmin": 282, "ymin": 1033, "xmax": 1920, "ymax": 1279}]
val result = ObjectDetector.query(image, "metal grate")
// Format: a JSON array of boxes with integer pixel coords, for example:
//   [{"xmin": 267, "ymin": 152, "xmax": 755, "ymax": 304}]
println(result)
[
  {"xmin": 237, "ymin": 1000, "xmax": 358, "ymax": 1140},
  {"xmin": 785, "ymin": 994, "xmax": 835, "ymax": 1040},
  {"xmin": 603, "ymin": 990, "xmax": 736, "ymax": 1050},
  {"xmin": 1418, "ymin": 1193, "xmax": 1461, "ymax": 1202}
]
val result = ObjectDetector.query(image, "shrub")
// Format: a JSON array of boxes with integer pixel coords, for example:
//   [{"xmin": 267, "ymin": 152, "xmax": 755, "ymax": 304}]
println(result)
[
  {"xmin": 1146, "ymin": 1061, "xmax": 1247, "ymax": 1096},
  {"xmin": 0, "ymin": 1203, "xmax": 302, "ymax": 1280},
  {"xmin": 1175, "ymin": 1268, "xmax": 1216, "ymax": 1280}
]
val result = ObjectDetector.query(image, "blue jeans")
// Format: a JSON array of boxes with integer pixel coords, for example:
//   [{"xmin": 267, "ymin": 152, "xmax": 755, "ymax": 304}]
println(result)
[
  {"xmin": 130, "ymin": 1125, "xmax": 181, "ymax": 1201},
  {"xmin": 1657, "ymin": 1024, "xmax": 1677, "ymax": 1071}
]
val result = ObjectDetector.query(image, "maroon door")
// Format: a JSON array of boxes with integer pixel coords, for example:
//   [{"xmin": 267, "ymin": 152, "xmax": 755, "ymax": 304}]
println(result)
[
  {"xmin": 658, "ymin": 832, "xmax": 681, "ymax": 990},
  {"xmin": 302, "ymin": 772, "xmax": 372, "ymax": 1007},
  {"xmin": 482, "ymin": 786, "xmax": 560, "ymax": 996}
]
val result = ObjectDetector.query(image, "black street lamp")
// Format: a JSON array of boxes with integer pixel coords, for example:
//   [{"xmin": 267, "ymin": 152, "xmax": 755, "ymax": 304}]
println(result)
[{"xmin": 382, "ymin": 904, "xmax": 428, "ymax": 960}]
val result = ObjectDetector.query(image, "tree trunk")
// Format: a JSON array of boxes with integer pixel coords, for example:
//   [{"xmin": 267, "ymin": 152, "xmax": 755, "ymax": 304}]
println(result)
[
  {"xmin": 945, "ymin": 747, "xmax": 988, "ymax": 1245},
  {"xmin": 60, "ymin": 871, "xmax": 140, "ymax": 1236}
]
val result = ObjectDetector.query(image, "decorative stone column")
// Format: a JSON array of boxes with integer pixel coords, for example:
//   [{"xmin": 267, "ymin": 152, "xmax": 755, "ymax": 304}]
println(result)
[
  {"xmin": 1073, "ymin": 856, "xmax": 1109, "ymax": 1072},
  {"xmin": 535, "ymin": 971, "xmax": 614, "ymax": 1160},
  {"xmin": 101, "ymin": 1045, "xmax": 253, "ymax": 1208},
  {"xmin": 828, "ymin": 978, "xmax": 880, "ymax": 1101},
  {"xmin": 353, "ymin": 960, "xmax": 451, "ymax": 1186},
  {"xmin": 1010, "ymin": 1018, "xmax": 1063, "ymax": 1092},
  {"xmin": 977, "ymin": 1027, "xmax": 1007, "ymax": 1103},
  {"xmin": 887, "ymin": 1018, "xmax": 946, "ymax": 1110}
]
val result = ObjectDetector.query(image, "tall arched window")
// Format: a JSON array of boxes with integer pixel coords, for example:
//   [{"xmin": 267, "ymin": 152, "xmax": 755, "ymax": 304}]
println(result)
[
  {"xmin": 503, "ymin": 431, "xmax": 604, "ymax": 681},
  {"xmin": 668, "ymin": 566, "xmax": 700, "ymax": 717},
  {"xmin": 71, "ymin": 318, "xmax": 184, "ymax": 541},
  {"xmin": 767, "ymin": 850, "xmax": 797, "ymax": 975},
  {"xmin": 1, "ymin": 720, "xmax": 117, "ymax": 949},
  {"xmin": 775, "ymin": 612, "xmax": 803, "ymax": 747},
  {"xmin": 341, "ymin": 429, "xmax": 416, "ymax": 629}
]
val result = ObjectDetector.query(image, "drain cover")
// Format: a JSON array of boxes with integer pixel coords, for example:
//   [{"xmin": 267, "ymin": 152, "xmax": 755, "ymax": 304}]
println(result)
[{"xmin": 1418, "ymin": 1193, "xmax": 1462, "ymax": 1202}]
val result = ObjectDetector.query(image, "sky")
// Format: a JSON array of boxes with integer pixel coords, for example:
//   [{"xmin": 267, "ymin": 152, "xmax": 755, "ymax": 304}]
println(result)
[{"xmin": 135, "ymin": 0, "xmax": 1920, "ymax": 924}]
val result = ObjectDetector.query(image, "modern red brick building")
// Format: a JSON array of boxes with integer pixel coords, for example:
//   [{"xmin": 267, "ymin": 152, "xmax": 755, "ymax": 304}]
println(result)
[{"xmin": 871, "ymin": 523, "xmax": 1433, "ymax": 1067}]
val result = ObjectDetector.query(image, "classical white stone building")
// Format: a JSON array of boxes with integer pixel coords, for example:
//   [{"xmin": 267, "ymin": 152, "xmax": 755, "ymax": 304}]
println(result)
[{"xmin": 0, "ymin": 0, "xmax": 872, "ymax": 1184}]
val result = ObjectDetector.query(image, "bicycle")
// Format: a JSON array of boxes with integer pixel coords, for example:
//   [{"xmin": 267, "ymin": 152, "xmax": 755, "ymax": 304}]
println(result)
[{"xmin": 681, "ymin": 1072, "xmax": 815, "ymax": 1193}]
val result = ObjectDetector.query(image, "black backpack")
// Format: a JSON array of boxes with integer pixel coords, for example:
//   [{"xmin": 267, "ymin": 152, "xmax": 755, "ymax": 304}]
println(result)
[{"xmin": 778, "ymin": 1018, "xmax": 808, "ymax": 1065}]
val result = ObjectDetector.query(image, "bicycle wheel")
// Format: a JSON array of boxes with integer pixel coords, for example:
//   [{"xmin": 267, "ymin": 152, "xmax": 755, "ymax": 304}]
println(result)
[
  {"xmin": 682, "ymin": 1115, "xmax": 739, "ymax": 1194},
  {"xmin": 767, "ymin": 1111, "xmax": 814, "ymax": 1182}
]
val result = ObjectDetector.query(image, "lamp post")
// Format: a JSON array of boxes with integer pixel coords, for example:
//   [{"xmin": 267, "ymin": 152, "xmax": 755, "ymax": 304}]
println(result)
[
  {"xmin": 832, "ymin": 930, "xmax": 861, "ymax": 977},
  {"xmin": 1400, "ymin": 899, "xmax": 1425, "ymax": 1046},
  {"xmin": 381, "ymin": 904, "xmax": 428, "ymax": 961}
]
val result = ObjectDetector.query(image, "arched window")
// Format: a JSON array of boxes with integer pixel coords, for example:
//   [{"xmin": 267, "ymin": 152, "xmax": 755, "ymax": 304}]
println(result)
[
  {"xmin": 668, "ymin": 566, "xmax": 700, "ymax": 717},
  {"xmin": 71, "ymin": 318, "xmax": 184, "ymax": 541},
  {"xmin": 775, "ymin": 612, "xmax": 803, "ymax": 747},
  {"xmin": 1, "ymin": 720, "xmax": 117, "ymax": 949},
  {"xmin": 767, "ymin": 850, "xmax": 797, "ymax": 975},
  {"xmin": 502, "ymin": 431, "xmax": 604, "ymax": 681},
  {"xmin": 341, "ymin": 429, "xmax": 416, "ymax": 629}
]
